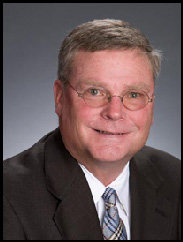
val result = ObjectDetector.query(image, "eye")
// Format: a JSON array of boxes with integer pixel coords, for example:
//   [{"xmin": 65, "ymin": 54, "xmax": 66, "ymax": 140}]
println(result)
[
  {"xmin": 90, "ymin": 89, "xmax": 100, "ymax": 96},
  {"xmin": 84, "ymin": 87, "xmax": 107, "ymax": 99},
  {"xmin": 129, "ymin": 92, "xmax": 140, "ymax": 98},
  {"xmin": 127, "ymin": 91, "xmax": 143, "ymax": 99}
]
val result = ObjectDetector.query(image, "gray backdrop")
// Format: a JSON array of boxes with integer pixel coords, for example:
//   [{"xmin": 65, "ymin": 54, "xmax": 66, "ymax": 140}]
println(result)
[{"xmin": 3, "ymin": 3, "xmax": 181, "ymax": 160}]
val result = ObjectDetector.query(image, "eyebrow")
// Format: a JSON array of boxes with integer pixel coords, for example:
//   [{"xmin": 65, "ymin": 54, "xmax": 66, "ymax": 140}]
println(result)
[
  {"xmin": 77, "ymin": 80, "xmax": 108, "ymax": 88},
  {"xmin": 77, "ymin": 80, "xmax": 151, "ymax": 92},
  {"xmin": 123, "ymin": 83, "xmax": 151, "ymax": 92}
]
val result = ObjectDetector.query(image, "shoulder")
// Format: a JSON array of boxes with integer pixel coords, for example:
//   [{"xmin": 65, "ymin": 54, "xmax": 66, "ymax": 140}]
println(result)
[
  {"xmin": 136, "ymin": 145, "xmax": 181, "ymax": 190},
  {"xmin": 140, "ymin": 145, "xmax": 181, "ymax": 170},
  {"xmin": 4, "ymin": 136, "xmax": 44, "ymax": 185},
  {"xmin": 3, "ymin": 129, "xmax": 57, "ymax": 198},
  {"xmin": 3, "ymin": 129, "xmax": 62, "ymax": 240}
]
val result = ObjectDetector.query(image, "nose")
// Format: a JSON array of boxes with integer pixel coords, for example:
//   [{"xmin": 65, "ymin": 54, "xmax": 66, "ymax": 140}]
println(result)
[{"xmin": 100, "ymin": 96, "xmax": 126, "ymax": 121}]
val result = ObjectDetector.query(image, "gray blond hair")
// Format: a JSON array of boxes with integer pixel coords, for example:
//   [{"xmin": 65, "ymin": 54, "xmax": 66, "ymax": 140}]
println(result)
[{"xmin": 58, "ymin": 19, "xmax": 162, "ymax": 84}]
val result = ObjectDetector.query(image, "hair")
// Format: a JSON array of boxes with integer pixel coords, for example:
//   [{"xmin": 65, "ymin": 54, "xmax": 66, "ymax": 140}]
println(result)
[{"xmin": 57, "ymin": 19, "xmax": 162, "ymax": 85}]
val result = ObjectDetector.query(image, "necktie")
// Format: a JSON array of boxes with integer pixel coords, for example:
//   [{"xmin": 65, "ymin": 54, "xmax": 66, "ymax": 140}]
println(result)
[{"xmin": 102, "ymin": 187, "xmax": 127, "ymax": 240}]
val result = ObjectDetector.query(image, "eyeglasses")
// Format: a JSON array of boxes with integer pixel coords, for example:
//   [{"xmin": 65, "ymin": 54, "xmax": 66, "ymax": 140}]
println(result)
[{"xmin": 68, "ymin": 82, "xmax": 153, "ymax": 111}]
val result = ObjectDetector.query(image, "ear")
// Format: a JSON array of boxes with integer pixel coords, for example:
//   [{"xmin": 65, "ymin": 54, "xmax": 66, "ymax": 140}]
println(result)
[
  {"xmin": 54, "ymin": 79, "xmax": 63, "ymax": 116},
  {"xmin": 151, "ymin": 110, "xmax": 154, "ymax": 126},
  {"xmin": 151, "ymin": 115, "xmax": 154, "ymax": 126}
]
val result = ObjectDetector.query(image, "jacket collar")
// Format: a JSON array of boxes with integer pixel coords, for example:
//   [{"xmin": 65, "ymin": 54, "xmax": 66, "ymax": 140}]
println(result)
[
  {"xmin": 130, "ymin": 148, "xmax": 171, "ymax": 240},
  {"xmin": 44, "ymin": 128, "xmax": 81, "ymax": 200},
  {"xmin": 130, "ymin": 147, "xmax": 164, "ymax": 190},
  {"xmin": 44, "ymin": 128, "xmax": 103, "ymax": 240}
]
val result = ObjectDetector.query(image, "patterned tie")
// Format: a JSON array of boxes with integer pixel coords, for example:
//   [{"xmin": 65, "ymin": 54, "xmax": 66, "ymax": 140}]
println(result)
[{"xmin": 102, "ymin": 187, "xmax": 127, "ymax": 240}]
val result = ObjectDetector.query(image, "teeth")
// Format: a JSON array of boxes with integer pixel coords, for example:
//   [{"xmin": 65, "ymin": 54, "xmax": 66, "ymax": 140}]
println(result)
[{"xmin": 96, "ymin": 130, "xmax": 123, "ymax": 135}]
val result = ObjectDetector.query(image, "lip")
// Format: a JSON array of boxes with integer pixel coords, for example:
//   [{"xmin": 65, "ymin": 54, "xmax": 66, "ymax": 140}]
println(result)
[{"xmin": 94, "ymin": 129, "xmax": 127, "ymax": 136}]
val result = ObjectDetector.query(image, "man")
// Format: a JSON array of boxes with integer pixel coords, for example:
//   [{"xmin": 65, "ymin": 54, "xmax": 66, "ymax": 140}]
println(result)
[{"xmin": 3, "ymin": 19, "xmax": 181, "ymax": 240}]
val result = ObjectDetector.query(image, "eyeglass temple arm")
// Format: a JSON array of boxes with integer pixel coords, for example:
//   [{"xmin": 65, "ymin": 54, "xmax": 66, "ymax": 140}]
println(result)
[
  {"xmin": 149, "ymin": 95, "xmax": 155, "ymax": 103},
  {"xmin": 68, "ymin": 82, "xmax": 84, "ymax": 97}
]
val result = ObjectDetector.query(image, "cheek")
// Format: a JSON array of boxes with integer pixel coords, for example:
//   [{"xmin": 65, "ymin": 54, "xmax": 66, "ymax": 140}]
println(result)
[
  {"xmin": 61, "ymin": 99, "xmax": 94, "ymax": 136},
  {"xmin": 132, "ymin": 108, "xmax": 154, "ymax": 133},
  {"xmin": 75, "ymin": 107, "xmax": 97, "ymax": 141},
  {"xmin": 79, "ymin": 106, "xmax": 95, "ymax": 124},
  {"xmin": 58, "ymin": 94, "xmax": 78, "ymax": 135}
]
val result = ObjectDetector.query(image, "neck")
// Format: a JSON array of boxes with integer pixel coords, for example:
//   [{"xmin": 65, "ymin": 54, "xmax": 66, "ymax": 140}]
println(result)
[{"xmin": 79, "ymin": 158, "xmax": 129, "ymax": 186}]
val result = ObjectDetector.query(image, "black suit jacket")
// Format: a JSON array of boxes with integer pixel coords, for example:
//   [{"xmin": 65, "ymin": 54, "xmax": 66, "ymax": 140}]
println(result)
[{"xmin": 3, "ymin": 128, "xmax": 181, "ymax": 240}]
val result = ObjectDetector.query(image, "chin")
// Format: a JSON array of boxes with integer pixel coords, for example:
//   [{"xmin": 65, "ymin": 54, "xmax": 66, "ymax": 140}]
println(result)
[{"xmin": 90, "ymin": 146, "xmax": 132, "ymax": 163}]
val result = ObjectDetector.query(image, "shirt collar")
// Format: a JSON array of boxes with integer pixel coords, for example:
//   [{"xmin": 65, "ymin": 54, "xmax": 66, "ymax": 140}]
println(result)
[
  {"xmin": 78, "ymin": 164, "xmax": 106, "ymax": 204},
  {"xmin": 79, "ymin": 161, "xmax": 130, "ymax": 216},
  {"xmin": 108, "ymin": 162, "xmax": 130, "ymax": 216}
]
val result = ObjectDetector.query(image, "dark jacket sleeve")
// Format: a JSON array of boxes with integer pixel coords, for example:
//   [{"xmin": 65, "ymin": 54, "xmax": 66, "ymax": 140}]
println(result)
[{"xmin": 3, "ymin": 196, "xmax": 26, "ymax": 240}]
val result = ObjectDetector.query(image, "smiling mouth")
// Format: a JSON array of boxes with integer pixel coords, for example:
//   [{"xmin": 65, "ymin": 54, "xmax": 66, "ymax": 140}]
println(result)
[{"xmin": 94, "ymin": 129, "xmax": 124, "ymax": 135}]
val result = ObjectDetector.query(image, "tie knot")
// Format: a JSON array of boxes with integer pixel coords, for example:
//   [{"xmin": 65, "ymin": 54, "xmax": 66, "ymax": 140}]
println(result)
[{"xmin": 102, "ymin": 187, "xmax": 117, "ymax": 206}]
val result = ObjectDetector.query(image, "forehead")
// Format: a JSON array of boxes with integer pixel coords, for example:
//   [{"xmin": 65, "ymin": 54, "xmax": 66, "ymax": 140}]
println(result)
[{"xmin": 70, "ymin": 49, "xmax": 154, "ymax": 90}]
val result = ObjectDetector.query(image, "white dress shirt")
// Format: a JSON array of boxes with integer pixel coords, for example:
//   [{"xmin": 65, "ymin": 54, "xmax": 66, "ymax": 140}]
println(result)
[{"xmin": 79, "ymin": 162, "xmax": 131, "ymax": 240}]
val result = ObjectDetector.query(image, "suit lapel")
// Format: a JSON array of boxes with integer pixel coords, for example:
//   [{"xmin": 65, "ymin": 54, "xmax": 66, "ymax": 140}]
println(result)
[
  {"xmin": 44, "ymin": 129, "xmax": 103, "ymax": 240},
  {"xmin": 130, "ymin": 149, "xmax": 172, "ymax": 240},
  {"xmin": 54, "ymin": 172, "xmax": 103, "ymax": 240}
]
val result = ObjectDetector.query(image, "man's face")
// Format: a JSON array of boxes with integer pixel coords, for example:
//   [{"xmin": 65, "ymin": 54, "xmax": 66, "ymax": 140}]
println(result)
[{"xmin": 54, "ymin": 49, "xmax": 154, "ymax": 166}]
